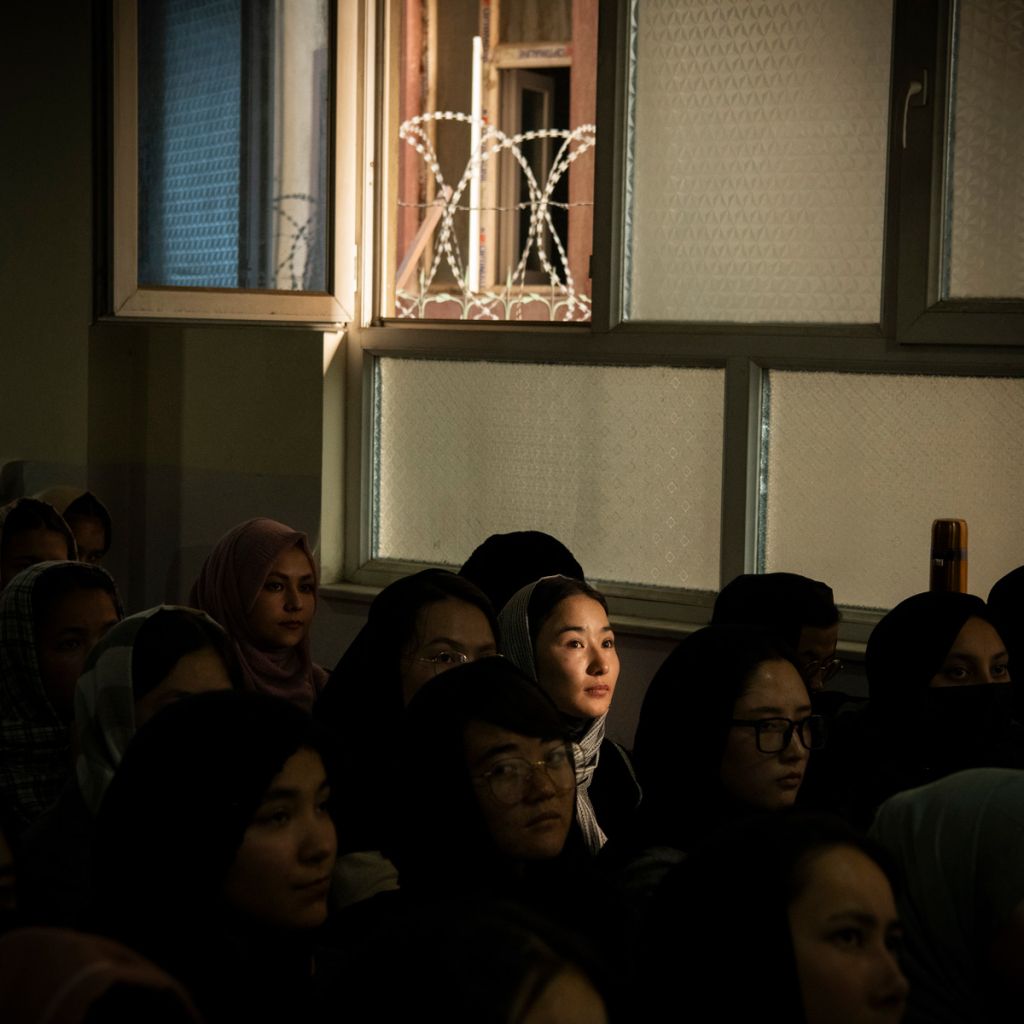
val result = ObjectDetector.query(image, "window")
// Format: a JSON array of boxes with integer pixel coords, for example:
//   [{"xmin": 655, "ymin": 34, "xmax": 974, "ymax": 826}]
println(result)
[
  {"xmin": 340, "ymin": 0, "xmax": 1024, "ymax": 632},
  {"xmin": 111, "ymin": 0, "xmax": 357, "ymax": 322}
]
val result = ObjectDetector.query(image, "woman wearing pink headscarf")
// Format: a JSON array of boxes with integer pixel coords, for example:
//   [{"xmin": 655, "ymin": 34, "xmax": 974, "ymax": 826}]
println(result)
[{"xmin": 189, "ymin": 518, "xmax": 327, "ymax": 711}]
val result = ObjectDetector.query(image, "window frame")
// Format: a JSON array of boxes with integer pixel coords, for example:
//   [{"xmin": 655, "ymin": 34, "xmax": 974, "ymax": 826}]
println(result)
[
  {"xmin": 328, "ymin": 0, "xmax": 1024, "ymax": 641},
  {"xmin": 108, "ymin": 0, "xmax": 357, "ymax": 325}
]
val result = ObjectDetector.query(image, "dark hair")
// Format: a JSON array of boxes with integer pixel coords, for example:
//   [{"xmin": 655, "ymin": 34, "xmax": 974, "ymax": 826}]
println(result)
[
  {"xmin": 1, "ymin": 498, "xmax": 76, "ymax": 561},
  {"xmin": 31, "ymin": 562, "xmax": 122, "ymax": 634},
  {"xmin": 315, "ymin": 569, "xmax": 498, "ymax": 851},
  {"xmin": 712, "ymin": 572, "xmax": 839, "ymax": 648},
  {"xmin": 460, "ymin": 532, "xmax": 585, "ymax": 613},
  {"xmin": 396, "ymin": 657, "xmax": 573, "ymax": 892},
  {"xmin": 131, "ymin": 608, "xmax": 240, "ymax": 700},
  {"xmin": 93, "ymin": 692, "xmax": 332, "ymax": 953},
  {"xmin": 631, "ymin": 625, "xmax": 802, "ymax": 845},
  {"xmin": 526, "ymin": 576, "xmax": 608, "ymax": 653},
  {"xmin": 642, "ymin": 811, "xmax": 897, "ymax": 1021}
]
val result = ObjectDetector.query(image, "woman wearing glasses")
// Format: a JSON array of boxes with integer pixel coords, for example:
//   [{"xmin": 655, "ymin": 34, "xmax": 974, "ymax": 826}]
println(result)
[
  {"xmin": 611, "ymin": 626, "xmax": 823, "ymax": 900},
  {"xmin": 315, "ymin": 569, "xmax": 498, "ymax": 906}
]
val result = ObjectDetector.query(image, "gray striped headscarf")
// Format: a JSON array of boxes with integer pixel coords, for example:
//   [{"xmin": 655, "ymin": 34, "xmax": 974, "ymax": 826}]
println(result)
[
  {"xmin": 75, "ymin": 605, "xmax": 227, "ymax": 814},
  {"xmin": 498, "ymin": 576, "xmax": 608, "ymax": 853}
]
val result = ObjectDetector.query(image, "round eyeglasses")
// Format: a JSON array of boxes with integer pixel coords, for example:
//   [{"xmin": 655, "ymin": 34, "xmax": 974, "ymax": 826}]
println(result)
[
  {"xmin": 802, "ymin": 656, "xmax": 843, "ymax": 685},
  {"xmin": 472, "ymin": 747, "xmax": 576, "ymax": 805},
  {"xmin": 729, "ymin": 715, "xmax": 827, "ymax": 754}
]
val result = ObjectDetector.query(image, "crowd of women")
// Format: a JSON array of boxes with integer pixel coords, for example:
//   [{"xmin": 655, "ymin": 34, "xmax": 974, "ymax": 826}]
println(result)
[{"xmin": 1, "ymin": 492, "xmax": 1024, "ymax": 1022}]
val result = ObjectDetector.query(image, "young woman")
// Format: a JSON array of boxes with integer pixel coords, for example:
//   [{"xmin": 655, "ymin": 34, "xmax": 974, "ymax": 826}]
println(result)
[
  {"xmin": 0, "ymin": 498, "xmax": 76, "ymax": 588},
  {"xmin": 20, "ymin": 606, "xmax": 239, "ymax": 924},
  {"xmin": 641, "ymin": 812, "xmax": 908, "ymax": 1024},
  {"xmin": 623, "ymin": 625, "xmax": 821, "ymax": 875},
  {"xmin": 499, "ymin": 576, "xmax": 640, "ymax": 852},
  {"xmin": 0, "ymin": 561, "xmax": 122, "ymax": 830},
  {"xmin": 91, "ymin": 690, "xmax": 338, "ymax": 1023},
  {"xmin": 315, "ymin": 568, "xmax": 498, "ymax": 878},
  {"xmin": 830, "ymin": 590, "xmax": 1023, "ymax": 827},
  {"xmin": 190, "ymin": 518, "xmax": 326, "ymax": 711},
  {"xmin": 34, "ymin": 486, "xmax": 113, "ymax": 565}
]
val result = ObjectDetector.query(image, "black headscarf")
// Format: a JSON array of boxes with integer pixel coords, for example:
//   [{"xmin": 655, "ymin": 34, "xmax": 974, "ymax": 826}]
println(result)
[
  {"xmin": 395, "ymin": 656, "xmax": 585, "ymax": 902},
  {"xmin": 314, "ymin": 569, "xmax": 497, "ymax": 852},
  {"xmin": 459, "ymin": 531, "xmax": 584, "ymax": 614},
  {"xmin": 711, "ymin": 572, "xmax": 838, "ymax": 650},
  {"xmin": 839, "ymin": 591, "xmax": 1024, "ymax": 826},
  {"xmin": 91, "ymin": 691, "xmax": 333, "ymax": 1014},
  {"xmin": 630, "ymin": 625, "xmax": 799, "ymax": 850},
  {"xmin": 988, "ymin": 565, "xmax": 1024, "ymax": 718}
]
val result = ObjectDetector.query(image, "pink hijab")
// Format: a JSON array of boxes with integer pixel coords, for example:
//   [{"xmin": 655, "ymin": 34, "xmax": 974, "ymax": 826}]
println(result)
[{"xmin": 189, "ymin": 518, "xmax": 326, "ymax": 711}]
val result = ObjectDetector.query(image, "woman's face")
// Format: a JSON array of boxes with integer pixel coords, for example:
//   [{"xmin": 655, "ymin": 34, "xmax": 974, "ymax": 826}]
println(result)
[
  {"xmin": 465, "ymin": 721, "xmax": 575, "ymax": 862},
  {"xmin": 1, "ymin": 527, "xmax": 70, "ymax": 585},
  {"xmin": 249, "ymin": 545, "xmax": 317, "ymax": 651},
  {"xmin": 36, "ymin": 587, "xmax": 121, "ymax": 722},
  {"xmin": 134, "ymin": 646, "xmax": 235, "ymax": 728},
  {"xmin": 222, "ymin": 747, "xmax": 336, "ymax": 930},
  {"xmin": 929, "ymin": 616, "xmax": 1009, "ymax": 687},
  {"xmin": 533, "ymin": 595, "xmax": 619, "ymax": 719},
  {"xmin": 719, "ymin": 658, "xmax": 811, "ymax": 810},
  {"xmin": 67, "ymin": 514, "xmax": 108, "ymax": 565},
  {"xmin": 399, "ymin": 598, "xmax": 498, "ymax": 705},
  {"xmin": 788, "ymin": 845, "xmax": 908, "ymax": 1024}
]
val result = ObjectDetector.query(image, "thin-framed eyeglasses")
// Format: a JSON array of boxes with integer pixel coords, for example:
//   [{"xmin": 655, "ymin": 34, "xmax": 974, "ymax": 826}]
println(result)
[
  {"xmin": 802, "ymin": 656, "xmax": 843, "ymax": 685},
  {"xmin": 472, "ymin": 747, "xmax": 576, "ymax": 805},
  {"xmin": 729, "ymin": 715, "xmax": 827, "ymax": 754},
  {"xmin": 416, "ymin": 650, "xmax": 472, "ymax": 674}
]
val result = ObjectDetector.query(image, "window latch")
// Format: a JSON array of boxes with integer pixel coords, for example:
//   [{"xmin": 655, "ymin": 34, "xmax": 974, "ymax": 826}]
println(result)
[{"xmin": 901, "ymin": 70, "xmax": 929, "ymax": 149}]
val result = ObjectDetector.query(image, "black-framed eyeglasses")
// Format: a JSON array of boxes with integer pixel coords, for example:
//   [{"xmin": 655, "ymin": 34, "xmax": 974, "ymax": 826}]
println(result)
[
  {"xmin": 802, "ymin": 656, "xmax": 843, "ymax": 685},
  {"xmin": 472, "ymin": 747, "xmax": 576, "ymax": 805},
  {"xmin": 729, "ymin": 715, "xmax": 827, "ymax": 754}
]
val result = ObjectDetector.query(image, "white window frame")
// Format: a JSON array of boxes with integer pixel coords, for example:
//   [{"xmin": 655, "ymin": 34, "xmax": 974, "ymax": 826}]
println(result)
[
  {"xmin": 324, "ymin": 0, "xmax": 1024, "ymax": 647},
  {"xmin": 109, "ymin": 0, "xmax": 360, "ymax": 325}
]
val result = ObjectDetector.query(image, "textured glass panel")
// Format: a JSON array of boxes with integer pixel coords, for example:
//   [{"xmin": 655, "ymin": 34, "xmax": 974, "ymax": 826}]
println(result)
[
  {"xmin": 763, "ymin": 371, "xmax": 1024, "ymax": 609},
  {"xmin": 628, "ymin": 0, "xmax": 891, "ymax": 323},
  {"xmin": 376, "ymin": 359, "xmax": 724, "ymax": 589},
  {"xmin": 945, "ymin": 0, "xmax": 1024, "ymax": 299},
  {"xmin": 138, "ymin": 0, "xmax": 330, "ymax": 290}
]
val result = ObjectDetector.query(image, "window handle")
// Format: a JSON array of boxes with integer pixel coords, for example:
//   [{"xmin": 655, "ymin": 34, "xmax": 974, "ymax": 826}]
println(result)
[{"xmin": 902, "ymin": 71, "xmax": 929, "ymax": 149}]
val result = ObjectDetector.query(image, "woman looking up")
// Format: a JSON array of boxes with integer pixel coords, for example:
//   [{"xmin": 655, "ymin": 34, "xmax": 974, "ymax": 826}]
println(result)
[
  {"xmin": 499, "ymin": 576, "xmax": 640, "ymax": 853},
  {"xmin": 642, "ymin": 812, "xmax": 908, "ymax": 1024},
  {"xmin": 190, "ymin": 517, "xmax": 326, "ymax": 711}
]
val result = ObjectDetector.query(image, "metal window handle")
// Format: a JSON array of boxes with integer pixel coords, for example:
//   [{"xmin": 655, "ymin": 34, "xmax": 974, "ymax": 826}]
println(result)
[{"xmin": 902, "ymin": 71, "xmax": 929, "ymax": 149}]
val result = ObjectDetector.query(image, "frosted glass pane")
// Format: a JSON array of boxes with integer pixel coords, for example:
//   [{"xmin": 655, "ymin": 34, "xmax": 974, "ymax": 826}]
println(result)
[
  {"xmin": 376, "ymin": 359, "xmax": 724, "ymax": 589},
  {"xmin": 763, "ymin": 371, "xmax": 1024, "ymax": 609},
  {"xmin": 945, "ymin": 0, "xmax": 1024, "ymax": 299},
  {"xmin": 627, "ymin": 0, "xmax": 891, "ymax": 323}
]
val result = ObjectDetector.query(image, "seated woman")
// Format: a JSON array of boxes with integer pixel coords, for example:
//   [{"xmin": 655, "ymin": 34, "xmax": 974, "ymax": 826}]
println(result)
[
  {"xmin": 0, "ymin": 498, "xmax": 77, "ymax": 587},
  {"xmin": 34, "ymin": 486, "xmax": 113, "ymax": 565},
  {"xmin": 19, "ymin": 607, "xmax": 239, "ymax": 924},
  {"xmin": 641, "ymin": 812, "xmax": 908, "ymax": 1024},
  {"xmin": 90, "ymin": 690, "xmax": 338, "ymax": 1024},
  {"xmin": 190, "ymin": 517, "xmax": 326, "ymax": 711},
  {"xmin": 830, "ymin": 591, "xmax": 1023, "ymax": 828},
  {"xmin": 0, "ymin": 561, "xmax": 122, "ymax": 831},
  {"xmin": 394, "ymin": 656, "xmax": 584, "ymax": 908},
  {"xmin": 315, "ymin": 569, "xmax": 497, "ymax": 905},
  {"xmin": 871, "ymin": 768, "xmax": 1024, "ymax": 1024},
  {"xmin": 499, "ymin": 576, "xmax": 640, "ymax": 852},
  {"xmin": 615, "ymin": 625, "xmax": 821, "ymax": 897}
]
